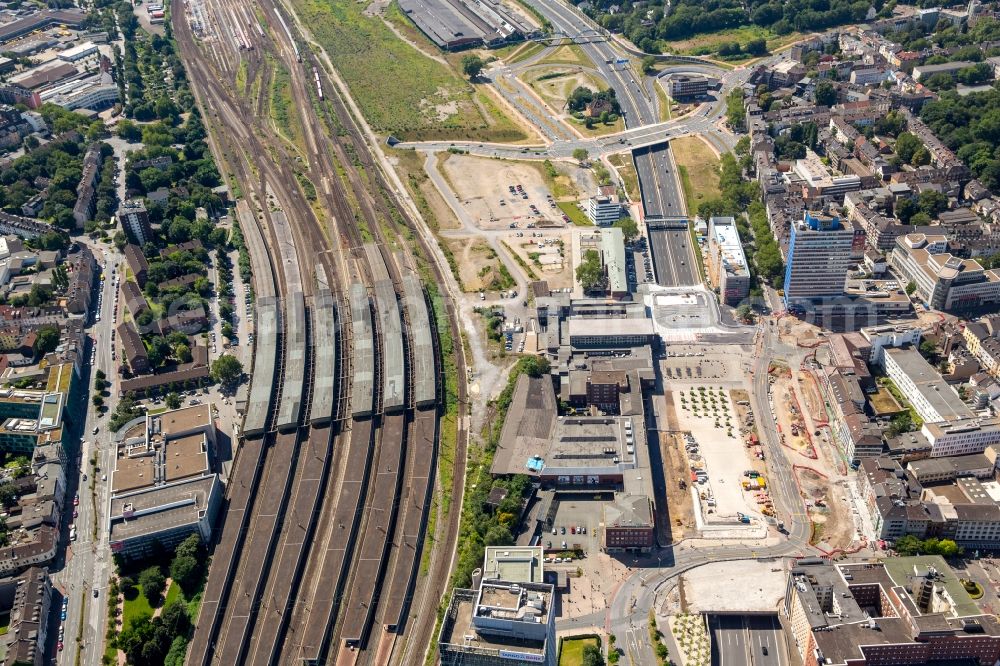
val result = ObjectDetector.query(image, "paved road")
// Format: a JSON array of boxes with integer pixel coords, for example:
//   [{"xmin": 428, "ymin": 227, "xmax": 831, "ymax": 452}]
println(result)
[
  {"xmin": 711, "ymin": 615, "xmax": 751, "ymax": 666},
  {"xmin": 56, "ymin": 240, "xmax": 122, "ymax": 666},
  {"xmin": 709, "ymin": 615, "xmax": 787, "ymax": 666},
  {"xmin": 649, "ymin": 225, "xmax": 698, "ymax": 287}
]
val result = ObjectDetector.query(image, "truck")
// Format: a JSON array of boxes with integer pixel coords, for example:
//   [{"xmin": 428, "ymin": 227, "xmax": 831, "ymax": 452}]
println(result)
[
  {"xmin": 777, "ymin": 521, "xmax": 786, "ymax": 534},
  {"xmin": 736, "ymin": 512, "xmax": 751, "ymax": 524}
]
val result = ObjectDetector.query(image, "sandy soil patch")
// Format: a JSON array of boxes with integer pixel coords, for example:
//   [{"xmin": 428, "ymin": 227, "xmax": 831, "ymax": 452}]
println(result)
[
  {"xmin": 795, "ymin": 466, "xmax": 855, "ymax": 551},
  {"xmin": 442, "ymin": 237, "xmax": 510, "ymax": 291},
  {"xmin": 768, "ymin": 363, "xmax": 817, "ymax": 461},
  {"xmin": 505, "ymin": 229, "xmax": 573, "ymax": 289},
  {"xmin": 440, "ymin": 154, "xmax": 594, "ymax": 231}
]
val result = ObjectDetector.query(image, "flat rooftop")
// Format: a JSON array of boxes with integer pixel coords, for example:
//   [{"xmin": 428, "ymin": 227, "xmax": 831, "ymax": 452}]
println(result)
[
  {"xmin": 109, "ymin": 475, "xmax": 218, "ymax": 542},
  {"xmin": 885, "ymin": 347, "xmax": 974, "ymax": 422},
  {"xmin": 162, "ymin": 433, "xmax": 209, "ymax": 482},
  {"xmin": 153, "ymin": 404, "xmax": 211, "ymax": 437},
  {"xmin": 483, "ymin": 546, "xmax": 545, "ymax": 584},
  {"xmin": 112, "ymin": 454, "xmax": 155, "ymax": 494},
  {"xmin": 441, "ymin": 590, "xmax": 547, "ymax": 657},
  {"xmin": 567, "ymin": 317, "xmax": 655, "ymax": 339}
]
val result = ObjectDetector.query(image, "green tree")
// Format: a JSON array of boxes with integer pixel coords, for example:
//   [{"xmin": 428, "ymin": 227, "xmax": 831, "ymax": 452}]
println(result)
[
  {"xmin": 895, "ymin": 132, "xmax": 923, "ymax": 163},
  {"xmin": 211, "ymin": 355, "xmax": 244, "ymax": 385},
  {"xmin": 919, "ymin": 339, "xmax": 939, "ymax": 363},
  {"xmin": 905, "ymin": 281, "xmax": 917, "ymax": 296},
  {"xmin": 582, "ymin": 644, "xmax": 606, "ymax": 666},
  {"xmin": 138, "ymin": 566, "xmax": 165, "ymax": 605},
  {"xmin": 33, "ymin": 324, "xmax": 60, "ymax": 356},
  {"xmin": 461, "ymin": 54, "xmax": 485, "ymax": 80},
  {"xmin": 814, "ymin": 80, "xmax": 836, "ymax": 106},
  {"xmin": 614, "ymin": 216, "xmax": 639, "ymax": 243},
  {"xmin": 0, "ymin": 483, "xmax": 17, "ymax": 508},
  {"xmin": 887, "ymin": 412, "xmax": 914, "ymax": 437},
  {"xmin": 641, "ymin": 55, "xmax": 657, "ymax": 74},
  {"xmin": 573, "ymin": 148, "xmax": 589, "ymax": 163},
  {"xmin": 745, "ymin": 37, "xmax": 767, "ymax": 55},
  {"xmin": 92, "ymin": 394, "xmax": 104, "ymax": 408},
  {"xmin": 169, "ymin": 554, "xmax": 201, "ymax": 594},
  {"xmin": 576, "ymin": 249, "xmax": 605, "ymax": 292},
  {"xmin": 165, "ymin": 392, "xmax": 182, "ymax": 409}
]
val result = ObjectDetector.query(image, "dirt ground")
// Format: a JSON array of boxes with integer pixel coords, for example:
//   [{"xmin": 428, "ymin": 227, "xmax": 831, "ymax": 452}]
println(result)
[
  {"xmin": 441, "ymin": 237, "xmax": 511, "ymax": 291},
  {"xmin": 795, "ymin": 466, "xmax": 854, "ymax": 550},
  {"xmin": 506, "ymin": 229, "xmax": 574, "ymax": 289},
  {"xmin": 768, "ymin": 364, "xmax": 817, "ymax": 461},
  {"xmin": 388, "ymin": 149, "xmax": 462, "ymax": 230},
  {"xmin": 776, "ymin": 317, "xmax": 825, "ymax": 346},
  {"xmin": 439, "ymin": 154, "xmax": 593, "ymax": 231}
]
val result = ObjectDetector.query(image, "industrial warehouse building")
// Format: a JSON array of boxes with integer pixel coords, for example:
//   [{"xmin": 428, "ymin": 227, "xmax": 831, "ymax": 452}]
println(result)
[{"xmin": 398, "ymin": 0, "xmax": 534, "ymax": 50}]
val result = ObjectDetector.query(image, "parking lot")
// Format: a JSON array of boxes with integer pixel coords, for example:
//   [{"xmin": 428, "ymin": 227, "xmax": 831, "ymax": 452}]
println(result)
[
  {"xmin": 543, "ymin": 495, "xmax": 604, "ymax": 556},
  {"xmin": 627, "ymin": 235, "xmax": 656, "ymax": 287}
]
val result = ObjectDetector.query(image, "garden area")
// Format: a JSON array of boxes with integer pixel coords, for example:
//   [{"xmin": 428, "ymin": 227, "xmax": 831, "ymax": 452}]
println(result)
[{"xmin": 104, "ymin": 534, "xmax": 207, "ymax": 665}]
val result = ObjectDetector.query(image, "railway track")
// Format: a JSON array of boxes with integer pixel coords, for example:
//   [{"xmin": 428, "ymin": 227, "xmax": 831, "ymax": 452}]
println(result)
[{"xmin": 172, "ymin": 0, "xmax": 469, "ymax": 660}]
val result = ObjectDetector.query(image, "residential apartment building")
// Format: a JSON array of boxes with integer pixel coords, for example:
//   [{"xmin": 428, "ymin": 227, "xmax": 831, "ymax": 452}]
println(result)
[{"xmin": 117, "ymin": 199, "xmax": 153, "ymax": 246}]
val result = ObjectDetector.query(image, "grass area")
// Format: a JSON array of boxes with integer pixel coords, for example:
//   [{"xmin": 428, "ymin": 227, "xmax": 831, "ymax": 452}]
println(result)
[
  {"xmin": 689, "ymin": 220, "xmax": 706, "ymax": 283},
  {"xmin": 293, "ymin": 0, "xmax": 527, "ymax": 141},
  {"xmin": 655, "ymin": 80, "xmax": 672, "ymax": 122},
  {"xmin": 671, "ymin": 136, "xmax": 721, "ymax": 212},
  {"xmin": 535, "ymin": 43, "xmax": 594, "ymax": 67},
  {"xmin": 121, "ymin": 586, "xmax": 155, "ymax": 628},
  {"xmin": 607, "ymin": 153, "xmax": 640, "ymax": 202},
  {"xmin": 559, "ymin": 636, "xmax": 600, "ymax": 666},
  {"xmin": 557, "ymin": 200, "xmax": 591, "ymax": 226},
  {"xmin": 506, "ymin": 41, "xmax": 546, "ymax": 64},
  {"xmin": 661, "ymin": 25, "xmax": 804, "ymax": 58},
  {"xmin": 267, "ymin": 57, "xmax": 303, "ymax": 152},
  {"xmin": 235, "ymin": 58, "xmax": 248, "ymax": 96},
  {"xmin": 418, "ymin": 286, "xmax": 460, "ymax": 579},
  {"xmin": 571, "ymin": 114, "xmax": 625, "ymax": 136},
  {"xmin": 878, "ymin": 376, "xmax": 925, "ymax": 430},
  {"xmin": 531, "ymin": 159, "xmax": 583, "ymax": 200}
]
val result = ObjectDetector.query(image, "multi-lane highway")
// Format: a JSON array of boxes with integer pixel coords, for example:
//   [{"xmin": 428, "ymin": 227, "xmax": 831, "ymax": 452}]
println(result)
[{"xmin": 709, "ymin": 615, "xmax": 788, "ymax": 666}]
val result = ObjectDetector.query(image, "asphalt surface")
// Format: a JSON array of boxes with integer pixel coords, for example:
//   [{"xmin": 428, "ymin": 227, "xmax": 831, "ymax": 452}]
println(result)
[
  {"xmin": 649, "ymin": 226, "xmax": 699, "ymax": 287},
  {"xmin": 710, "ymin": 615, "xmax": 787, "ymax": 666}
]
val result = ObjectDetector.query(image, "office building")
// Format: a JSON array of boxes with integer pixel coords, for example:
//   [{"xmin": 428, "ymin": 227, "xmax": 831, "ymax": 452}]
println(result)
[
  {"xmin": 586, "ymin": 194, "xmax": 622, "ymax": 226},
  {"xmin": 439, "ymin": 547, "xmax": 556, "ymax": 666},
  {"xmin": 786, "ymin": 557, "xmax": 1000, "ymax": 666},
  {"xmin": 601, "ymin": 227, "xmax": 628, "ymax": 297},
  {"xmin": 880, "ymin": 347, "xmax": 974, "ymax": 424},
  {"xmin": 707, "ymin": 216, "xmax": 750, "ymax": 305},
  {"xmin": 784, "ymin": 213, "xmax": 855, "ymax": 308},
  {"xmin": 108, "ymin": 405, "xmax": 221, "ymax": 560},
  {"xmin": 666, "ymin": 74, "xmax": 710, "ymax": 98},
  {"xmin": 922, "ymin": 417, "xmax": 1000, "ymax": 458},
  {"xmin": 890, "ymin": 234, "xmax": 1000, "ymax": 312}
]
